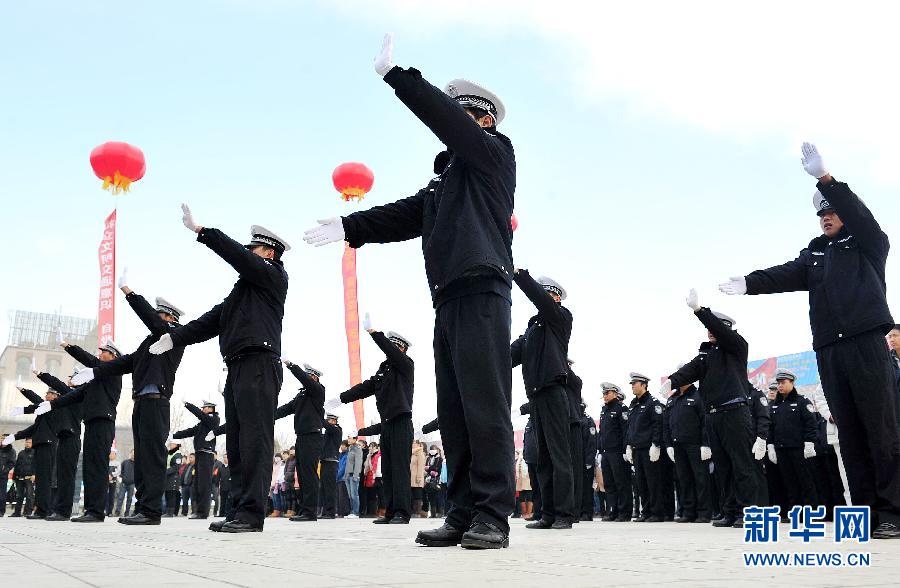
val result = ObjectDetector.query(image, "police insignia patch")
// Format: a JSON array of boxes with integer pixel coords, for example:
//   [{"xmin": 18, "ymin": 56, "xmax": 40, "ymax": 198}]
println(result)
[
  {"xmin": 760, "ymin": 396, "xmax": 768, "ymax": 406},
  {"xmin": 590, "ymin": 427, "xmax": 597, "ymax": 435},
  {"xmin": 622, "ymin": 413, "xmax": 629, "ymax": 421},
  {"xmin": 806, "ymin": 404, "xmax": 815, "ymax": 413},
  {"xmin": 654, "ymin": 405, "xmax": 663, "ymax": 414}
]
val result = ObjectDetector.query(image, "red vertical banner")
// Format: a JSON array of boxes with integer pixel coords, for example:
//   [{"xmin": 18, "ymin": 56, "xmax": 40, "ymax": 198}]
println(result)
[
  {"xmin": 98, "ymin": 210, "xmax": 117, "ymax": 348},
  {"xmin": 342, "ymin": 243, "xmax": 365, "ymax": 431}
]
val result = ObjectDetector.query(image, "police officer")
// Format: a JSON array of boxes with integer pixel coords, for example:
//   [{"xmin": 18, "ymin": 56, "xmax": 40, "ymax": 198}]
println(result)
[
  {"xmin": 320, "ymin": 413, "xmax": 342, "ymax": 519},
  {"xmin": 599, "ymin": 383, "xmax": 631, "ymax": 522},
  {"xmin": 75, "ymin": 279, "xmax": 187, "ymax": 526},
  {"xmin": 566, "ymin": 361, "xmax": 585, "ymax": 522},
  {"xmin": 579, "ymin": 405, "xmax": 598, "ymax": 521},
  {"xmin": 163, "ymin": 439, "xmax": 183, "ymax": 517},
  {"xmin": 305, "ymin": 34, "xmax": 516, "ymax": 550},
  {"xmin": 275, "ymin": 361, "xmax": 325, "ymax": 522},
  {"xmin": 767, "ymin": 370, "xmax": 819, "ymax": 513},
  {"xmin": 510, "ymin": 272, "xmax": 573, "ymax": 531},
  {"xmin": 5, "ymin": 386, "xmax": 59, "ymax": 518},
  {"xmin": 340, "ymin": 318, "xmax": 414, "ymax": 525},
  {"xmin": 150, "ymin": 212, "xmax": 289, "ymax": 534},
  {"xmin": 764, "ymin": 383, "xmax": 789, "ymax": 518},
  {"xmin": 10, "ymin": 438, "xmax": 35, "ymax": 517},
  {"xmin": 746, "ymin": 381, "xmax": 771, "ymax": 507},
  {"xmin": 720, "ymin": 143, "xmax": 900, "ymax": 539},
  {"xmin": 626, "ymin": 373, "xmax": 664, "ymax": 522},
  {"xmin": 663, "ymin": 289, "xmax": 756, "ymax": 528},
  {"xmin": 173, "ymin": 401, "xmax": 220, "ymax": 519},
  {"xmin": 888, "ymin": 326, "xmax": 900, "ymax": 427},
  {"xmin": 35, "ymin": 341, "xmax": 123, "ymax": 522},
  {"xmin": 0, "ymin": 435, "xmax": 15, "ymax": 516},
  {"xmin": 663, "ymin": 380, "xmax": 712, "ymax": 523}
]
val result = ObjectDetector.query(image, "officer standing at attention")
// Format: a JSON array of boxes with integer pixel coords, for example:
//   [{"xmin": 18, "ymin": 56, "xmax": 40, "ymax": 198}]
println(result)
[
  {"xmin": 320, "ymin": 413, "xmax": 342, "ymax": 519},
  {"xmin": 599, "ymin": 383, "xmax": 631, "ymax": 522},
  {"xmin": 767, "ymin": 370, "xmax": 820, "ymax": 513},
  {"xmin": 275, "ymin": 361, "xmax": 326, "ymax": 522},
  {"xmin": 340, "ymin": 315, "xmax": 414, "ymax": 525},
  {"xmin": 625, "ymin": 372, "xmax": 664, "ymax": 522},
  {"xmin": 150, "ymin": 209, "xmax": 290, "ymax": 534},
  {"xmin": 579, "ymin": 404, "xmax": 598, "ymax": 521},
  {"xmin": 663, "ymin": 380, "xmax": 712, "ymax": 523},
  {"xmin": 173, "ymin": 401, "xmax": 220, "ymax": 519},
  {"xmin": 304, "ymin": 33, "xmax": 516, "ymax": 550},
  {"xmin": 746, "ymin": 381, "xmax": 772, "ymax": 506},
  {"xmin": 511, "ymin": 271, "xmax": 574, "ymax": 531},
  {"xmin": 72, "ymin": 275, "xmax": 187, "ymax": 526},
  {"xmin": 720, "ymin": 143, "xmax": 900, "ymax": 539},
  {"xmin": 164, "ymin": 439, "xmax": 183, "ymax": 517}
]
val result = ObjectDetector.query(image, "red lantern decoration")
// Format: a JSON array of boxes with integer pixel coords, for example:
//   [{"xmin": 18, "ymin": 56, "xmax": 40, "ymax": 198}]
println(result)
[
  {"xmin": 510, "ymin": 213, "xmax": 519, "ymax": 232},
  {"xmin": 332, "ymin": 162, "xmax": 375, "ymax": 201},
  {"xmin": 90, "ymin": 142, "xmax": 146, "ymax": 194}
]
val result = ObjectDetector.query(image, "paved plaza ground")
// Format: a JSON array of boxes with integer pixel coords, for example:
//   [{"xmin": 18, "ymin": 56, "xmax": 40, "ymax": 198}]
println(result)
[{"xmin": 1, "ymin": 515, "xmax": 897, "ymax": 587}]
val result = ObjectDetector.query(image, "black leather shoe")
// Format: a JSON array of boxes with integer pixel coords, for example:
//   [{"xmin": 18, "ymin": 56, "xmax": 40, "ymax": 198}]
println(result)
[
  {"xmin": 693, "ymin": 517, "xmax": 711, "ymax": 524},
  {"xmin": 389, "ymin": 515, "xmax": 410, "ymax": 524},
  {"xmin": 615, "ymin": 515, "xmax": 631, "ymax": 522},
  {"xmin": 319, "ymin": 514, "xmax": 335, "ymax": 519},
  {"xmin": 732, "ymin": 517, "xmax": 745, "ymax": 528},
  {"xmin": 675, "ymin": 516, "xmax": 694, "ymax": 523},
  {"xmin": 712, "ymin": 517, "xmax": 736, "ymax": 527},
  {"xmin": 71, "ymin": 513, "xmax": 104, "ymax": 523},
  {"xmin": 46, "ymin": 513, "xmax": 69, "ymax": 522},
  {"xmin": 209, "ymin": 519, "xmax": 229, "ymax": 532},
  {"xmin": 221, "ymin": 520, "xmax": 263, "ymax": 533},
  {"xmin": 634, "ymin": 516, "xmax": 648, "ymax": 522},
  {"xmin": 601, "ymin": 515, "xmax": 615, "ymax": 522},
  {"xmin": 461, "ymin": 521, "xmax": 509, "ymax": 550},
  {"xmin": 119, "ymin": 513, "xmax": 161, "ymax": 525},
  {"xmin": 188, "ymin": 514, "xmax": 208, "ymax": 520},
  {"xmin": 372, "ymin": 516, "xmax": 392, "ymax": 524},
  {"xmin": 9, "ymin": 512, "xmax": 22, "ymax": 518},
  {"xmin": 579, "ymin": 514, "xmax": 593, "ymax": 522},
  {"xmin": 415, "ymin": 522, "xmax": 466, "ymax": 547},
  {"xmin": 552, "ymin": 519, "xmax": 573, "ymax": 529},
  {"xmin": 289, "ymin": 514, "xmax": 317, "ymax": 522},
  {"xmin": 525, "ymin": 518, "xmax": 554, "ymax": 529},
  {"xmin": 26, "ymin": 513, "xmax": 47, "ymax": 520},
  {"xmin": 644, "ymin": 516, "xmax": 664, "ymax": 523},
  {"xmin": 873, "ymin": 522, "xmax": 900, "ymax": 539}
]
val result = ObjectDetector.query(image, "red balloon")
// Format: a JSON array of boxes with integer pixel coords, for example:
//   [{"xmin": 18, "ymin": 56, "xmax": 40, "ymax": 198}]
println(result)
[
  {"xmin": 510, "ymin": 213, "xmax": 519, "ymax": 232},
  {"xmin": 90, "ymin": 142, "xmax": 146, "ymax": 193},
  {"xmin": 332, "ymin": 162, "xmax": 375, "ymax": 202}
]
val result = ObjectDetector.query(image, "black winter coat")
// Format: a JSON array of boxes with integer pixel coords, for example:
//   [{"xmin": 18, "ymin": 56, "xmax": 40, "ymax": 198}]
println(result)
[
  {"xmin": 42, "ymin": 365, "xmax": 119, "ymax": 423},
  {"xmin": 321, "ymin": 421, "xmax": 343, "ymax": 461},
  {"xmin": 340, "ymin": 331, "xmax": 414, "ymax": 422},
  {"xmin": 662, "ymin": 385, "xmax": 708, "ymax": 447},
  {"xmin": 769, "ymin": 390, "xmax": 818, "ymax": 449},
  {"xmin": 746, "ymin": 383, "xmax": 771, "ymax": 441},
  {"xmin": 626, "ymin": 393, "xmax": 663, "ymax": 449},
  {"xmin": 599, "ymin": 399, "xmax": 628, "ymax": 453},
  {"xmin": 13, "ymin": 446, "xmax": 34, "ymax": 478},
  {"xmin": 276, "ymin": 364, "xmax": 326, "ymax": 435},
  {"xmin": 173, "ymin": 403, "xmax": 220, "ymax": 454}
]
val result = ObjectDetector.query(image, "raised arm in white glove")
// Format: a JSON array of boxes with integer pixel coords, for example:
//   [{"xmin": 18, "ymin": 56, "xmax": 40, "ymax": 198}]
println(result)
[
  {"xmin": 363, "ymin": 312, "xmax": 373, "ymax": 333},
  {"xmin": 624, "ymin": 446, "xmax": 633, "ymax": 464},
  {"xmin": 35, "ymin": 401, "xmax": 52, "ymax": 416},
  {"xmin": 718, "ymin": 276, "xmax": 747, "ymax": 296},
  {"xmin": 9, "ymin": 407, "xmax": 24, "ymax": 417},
  {"xmin": 803, "ymin": 441, "xmax": 816, "ymax": 459},
  {"xmin": 666, "ymin": 447, "xmax": 675, "ymax": 462},
  {"xmin": 767, "ymin": 444, "xmax": 777, "ymax": 464},
  {"xmin": 2, "ymin": 435, "xmax": 14, "ymax": 446},
  {"xmin": 148, "ymin": 334, "xmax": 174, "ymax": 355},
  {"xmin": 303, "ymin": 218, "xmax": 345, "ymax": 247},
  {"xmin": 752, "ymin": 436, "xmax": 767, "ymax": 460},
  {"xmin": 324, "ymin": 398, "xmax": 342, "ymax": 411},
  {"xmin": 686, "ymin": 288, "xmax": 700, "ymax": 311},
  {"xmin": 117, "ymin": 267, "xmax": 129, "ymax": 290},
  {"xmin": 72, "ymin": 368, "xmax": 95, "ymax": 386},
  {"xmin": 373, "ymin": 33, "xmax": 394, "ymax": 77},
  {"xmin": 181, "ymin": 203, "xmax": 201, "ymax": 233},
  {"xmin": 800, "ymin": 142, "xmax": 828, "ymax": 179},
  {"xmin": 649, "ymin": 444, "xmax": 660, "ymax": 462},
  {"xmin": 700, "ymin": 446, "xmax": 712, "ymax": 461},
  {"xmin": 659, "ymin": 379, "xmax": 672, "ymax": 398}
]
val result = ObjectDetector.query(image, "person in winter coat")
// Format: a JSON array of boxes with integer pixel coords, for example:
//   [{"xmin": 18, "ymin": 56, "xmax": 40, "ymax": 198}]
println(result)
[
  {"xmin": 410, "ymin": 441, "xmax": 427, "ymax": 517},
  {"xmin": 345, "ymin": 438, "xmax": 363, "ymax": 518}
]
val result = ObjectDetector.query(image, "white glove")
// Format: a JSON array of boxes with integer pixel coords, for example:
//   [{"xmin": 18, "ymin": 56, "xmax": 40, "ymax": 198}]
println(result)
[
  {"xmin": 363, "ymin": 312, "xmax": 373, "ymax": 332},
  {"xmin": 56, "ymin": 326, "xmax": 64, "ymax": 346},
  {"xmin": 324, "ymin": 398, "xmax": 342, "ymax": 411},
  {"xmin": 624, "ymin": 446, "xmax": 633, "ymax": 463},
  {"xmin": 649, "ymin": 444, "xmax": 660, "ymax": 462},
  {"xmin": 117, "ymin": 267, "xmax": 128, "ymax": 289},
  {"xmin": 9, "ymin": 407, "xmax": 24, "ymax": 417},
  {"xmin": 1, "ymin": 434, "xmax": 14, "ymax": 446},
  {"xmin": 35, "ymin": 401, "xmax": 52, "ymax": 416},
  {"xmin": 303, "ymin": 218, "xmax": 345, "ymax": 247},
  {"xmin": 752, "ymin": 436, "xmax": 767, "ymax": 460},
  {"xmin": 181, "ymin": 203, "xmax": 199, "ymax": 233},
  {"xmin": 686, "ymin": 288, "xmax": 700, "ymax": 311},
  {"xmin": 767, "ymin": 444, "xmax": 777, "ymax": 464},
  {"xmin": 700, "ymin": 446, "xmax": 712, "ymax": 461},
  {"xmin": 148, "ymin": 334, "xmax": 174, "ymax": 355},
  {"xmin": 205, "ymin": 431, "xmax": 215, "ymax": 441},
  {"xmin": 803, "ymin": 441, "xmax": 816, "ymax": 459},
  {"xmin": 659, "ymin": 379, "xmax": 672, "ymax": 398},
  {"xmin": 71, "ymin": 368, "xmax": 95, "ymax": 386},
  {"xmin": 373, "ymin": 33, "xmax": 394, "ymax": 77},
  {"xmin": 718, "ymin": 276, "xmax": 747, "ymax": 296},
  {"xmin": 166, "ymin": 435, "xmax": 176, "ymax": 446},
  {"xmin": 801, "ymin": 142, "xmax": 828, "ymax": 179},
  {"xmin": 16, "ymin": 375, "xmax": 22, "ymax": 388},
  {"xmin": 666, "ymin": 447, "xmax": 675, "ymax": 462}
]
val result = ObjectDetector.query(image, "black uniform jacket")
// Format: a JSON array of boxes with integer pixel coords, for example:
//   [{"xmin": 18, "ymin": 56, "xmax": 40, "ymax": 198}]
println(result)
[
  {"xmin": 745, "ymin": 179, "xmax": 893, "ymax": 349},
  {"xmin": 510, "ymin": 270, "xmax": 572, "ymax": 398},
  {"xmin": 746, "ymin": 382, "xmax": 771, "ymax": 441},
  {"xmin": 169, "ymin": 228, "xmax": 288, "ymax": 361},
  {"xmin": 566, "ymin": 368, "xmax": 583, "ymax": 424},
  {"xmin": 92, "ymin": 293, "xmax": 183, "ymax": 398},
  {"xmin": 581, "ymin": 414, "xmax": 598, "ymax": 467},
  {"xmin": 769, "ymin": 390, "xmax": 818, "ymax": 449},
  {"xmin": 662, "ymin": 385, "xmax": 708, "ymax": 447},
  {"xmin": 20, "ymin": 386, "xmax": 80, "ymax": 440},
  {"xmin": 668, "ymin": 307, "xmax": 750, "ymax": 409},
  {"xmin": 14, "ymin": 447, "xmax": 34, "ymax": 478},
  {"xmin": 599, "ymin": 399, "xmax": 628, "ymax": 453},
  {"xmin": 342, "ymin": 65, "xmax": 515, "ymax": 307},
  {"xmin": 276, "ymin": 363, "xmax": 326, "ymax": 435},
  {"xmin": 340, "ymin": 331, "xmax": 414, "ymax": 421},
  {"xmin": 321, "ymin": 420, "xmax": 343, "ymax": 460},
  {"xmin": 625, "ymin": 393, "xmax": 663, "ymax": 449},
  {"xmin": 173, "ymin": 403, "xmax": 220, "ymax": 454},
  {"xmin": 43, "ymin": 366, "xmax": 118, "ymax": 423}
]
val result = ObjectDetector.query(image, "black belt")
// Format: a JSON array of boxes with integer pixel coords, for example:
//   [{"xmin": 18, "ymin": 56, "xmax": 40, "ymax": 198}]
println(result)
[
  {"xmin": 134, "ymin": 393, "xmax": 163, "ymax": 400},
  {"xmin": 226, "ymin": 349, "xmax": 279, "ymax": 366},
  {"xmin": 708, "ymin": 399, "xmax": 747, "ymax": 414}
]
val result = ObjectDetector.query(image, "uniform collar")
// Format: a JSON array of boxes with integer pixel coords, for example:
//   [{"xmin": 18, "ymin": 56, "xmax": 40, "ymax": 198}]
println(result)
[{"xmin": 776, "ymin": 390, "xmax": 798, "ymax": 403}]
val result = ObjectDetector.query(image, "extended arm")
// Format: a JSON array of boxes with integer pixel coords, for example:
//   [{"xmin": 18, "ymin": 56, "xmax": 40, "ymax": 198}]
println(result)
[
  {"xmin": 342, "ymin": 191, "xmax": 426, "ymax": 249},
  {"xmin": 126, "ymin": 292, "xmax": 170, "ymax": 336}
]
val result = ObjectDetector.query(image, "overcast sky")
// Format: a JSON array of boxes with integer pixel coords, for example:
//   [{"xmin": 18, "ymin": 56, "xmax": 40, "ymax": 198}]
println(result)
[{"xmin": 2, "ymin": 1, "xmax": 899, "ymax": 439}]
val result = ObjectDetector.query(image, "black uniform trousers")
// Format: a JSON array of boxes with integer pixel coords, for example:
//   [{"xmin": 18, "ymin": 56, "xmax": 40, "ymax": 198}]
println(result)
[
  {"xmin": 568, "ymin": 423, "xmax": 583, "ymax": 517},
  {"xmin": 133, "ymin": 397, "xmax": 170, "ymax": 519},
  {"xmin": 673, "ymin": 444, "xmax": 711, "ymax": 519},
  {"xmin": 381, "ymin": 414, "xmax": 413, "ymax": 520},
  {"xmin": 816, "ymin": 330, "xmax": 900, "ymax": 524},
  {"xmin": 526, "ymin": 462, "xmax": 541, "ymax": 519},
  {"xmin": 633, "ymin": 447, "xmax": 663, "ymax": 519},
  {"xmin": 776, "ymin": 448, "xmax": 819, "ymax": 511},
  {"xmin": 296, "ymin": 432, "xmax": 324, "ymax": 518},
  {"xmin": 13, "ymin": 479, "xmax": 34, "ymax": 515},
  {"xmin": 660, "ymin": 451, "xmax": 676, "ymax": 519},
  {"xmin": 581, "ymin": 465, "xmax": 595, "ymax": 517},
  {"xmin": 434, "ymin": 293, "xmax": 515, "ymax": 534},
  {"xmin": 82, "ymin": 418, "xmax": 115, "ymax": 518},
  {"xmin": 766, "ymin": 460, "xmax": 789, "ymax": 516},
  {"xmin": 224, "ymin": 353, "xmax": 282, "ymax": 528},
  {"xmin": 752, "ymin": 459, "xmax": 769, "ymax": 507},
  {"xmin": 707, "ymin": 406, "xmax": 757, "ymax": 519},
  {"xmin": 601, "ymin": 451, "xmax": 632, "ymax": 519},
  {"xmin": 531, "ymin": 385, "xmax": 575, "ymax": 523},
  {"xmin": 52, "ymin": 434, "xmax": 79, "ymax": 517},
  {"xmin": 193, "ymin": 452, "xmax": 214, "ymax": 517},
  {"xmin": 319, "ymin": 461, "xmax": 338, "ymax": 517}
]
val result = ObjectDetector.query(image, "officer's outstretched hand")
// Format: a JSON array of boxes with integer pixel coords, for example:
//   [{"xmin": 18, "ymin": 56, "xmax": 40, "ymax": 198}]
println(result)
[
  {"xmin": 700, "ymin": 446, "xmax": 712, "ymax": 461},
  {"xmin": 303, "ymin": 218, "xmax": 345, "ymax": 247},
  {"xmin": 1, "ymin": 434, "xmax": 14, "ymax": 446},
  {"xmin": 801, "ymin": 142, "xmax": 828, "ymax": 179},
  {"xmin": 324, "ymin": 398, "xmax": 342, "ymax": 411},
  {"xmin": 752, "ymin": 436, "xmax": 767, "ymax": 460},
  {"xmin": 666, "ymin": 447, "xmax": 675, "ymax": 462},
  {"xmin": 803, "ymin": 441, "xmax": 816, "ymax": 459},
  {"xmin": 624, "ymin": 445, "xmax": 633, "ymax": 463},
  {"xmin": 35, "ymin": 401, "xmax": 52, "ymax": 416},
  {"xmin": 649, "ymin": 444, "xmax": 660, "ymax": 462},
  {"xmin": 148, "ymin": 333, "xmax": 174, "ymax": 355},
  {"xmin": 686, "ymin": 288, "xmax": 701, "ymax": 311},
  {"xmin": 659, "ymin": 379, "xmax": 672, "ymax": 398},
  {"xmin": 363, "ymin": 312, "xmax": 374, "ymax": 333},
  {"xmin": 181, "ymin": 204, "xmax": 201, "ymax": 233},
  {"xmin": 72, "ymin": 368, "xmax": 95, "ymax": 386},
  {"xmin": 718, "ymin": 276, "xmax": 747, "ymax": 296},
  {"xmin": 205, "ymin": 430, "xmax": 215, "ymax": 442},
  {"xmin": 767, "ymin": 444, "xmax": 777, "ymax": 464},
  {"xmin": 9, "ymin": 407, "xmax": 24, "ymax": 417},
  {"xmin": 374, "ymin": 33, "xmax": 394, "ymax": 77}
]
